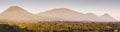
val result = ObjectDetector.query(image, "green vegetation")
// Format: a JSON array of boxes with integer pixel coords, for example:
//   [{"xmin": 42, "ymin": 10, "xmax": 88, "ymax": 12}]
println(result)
[
  {"xmin": 0, "ymin": 21, "xmax": 120, "ymax": 32},
  {"xmin": 0, "ymin": 24, "xmax": 32, "ymax": 32}
]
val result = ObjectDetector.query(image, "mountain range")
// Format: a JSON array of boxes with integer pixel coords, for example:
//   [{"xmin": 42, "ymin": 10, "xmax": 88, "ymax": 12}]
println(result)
[
  {"xmin": 0, "ymin": 6, "xmax": 118, "ymax": 22},
  {"xmin": 0, "ymin": 6, "xmax": 60, "ymax": 22}
]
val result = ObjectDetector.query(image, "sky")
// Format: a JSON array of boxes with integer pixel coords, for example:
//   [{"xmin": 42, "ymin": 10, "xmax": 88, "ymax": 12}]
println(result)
[{"xmin": 0, "ymin": 0, "xmax": 120, "ymax": 20}]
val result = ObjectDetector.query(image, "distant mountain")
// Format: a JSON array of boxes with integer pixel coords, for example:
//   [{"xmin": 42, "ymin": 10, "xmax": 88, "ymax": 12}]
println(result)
[
  {"xmin": 0, "ymin": 6, "xmax": 117, "ymax": 22},
  {"xmin": 37, "ymin": 8, "xmax": 86, "ymax": 21},
  {"xmin": 97, "ymin": 14, "xmax": 117, "ymax": 21},
  {"xmin": 37, "ymin": 8, "xmax": 118, "ymax": 21},
  {"xmin": 0, "ymin": 6, "xmax": 57, "ymax": 22}
]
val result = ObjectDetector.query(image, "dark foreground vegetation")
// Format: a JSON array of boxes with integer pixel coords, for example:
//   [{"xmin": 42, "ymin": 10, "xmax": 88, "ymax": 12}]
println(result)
[{"xmin": 0, "ymin": 21, "xmax": 120, "ymax": 32}]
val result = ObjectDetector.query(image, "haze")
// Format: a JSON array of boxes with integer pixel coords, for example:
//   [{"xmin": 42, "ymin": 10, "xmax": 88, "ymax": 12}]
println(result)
[{"xmin": 0, "ymin": 0, "xmax": 120, "ymax": 20}]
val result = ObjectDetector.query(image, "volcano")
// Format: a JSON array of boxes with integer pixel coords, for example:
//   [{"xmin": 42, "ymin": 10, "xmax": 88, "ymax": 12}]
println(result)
[{"xmin": 0, "ymin": 6, "xmax": 56, "ymax": 22}]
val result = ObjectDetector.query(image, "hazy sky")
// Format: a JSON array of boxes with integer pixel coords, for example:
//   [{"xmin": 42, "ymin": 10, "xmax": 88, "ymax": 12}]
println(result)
[{"xmin": 0, "ymin": 0, "xmax": 120, "ymax": 20}]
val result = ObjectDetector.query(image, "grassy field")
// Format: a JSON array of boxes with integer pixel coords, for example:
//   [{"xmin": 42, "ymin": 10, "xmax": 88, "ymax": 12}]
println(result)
[{"xmin": 0, "ymin": 21, "xmax": 120, "ymax": 32}]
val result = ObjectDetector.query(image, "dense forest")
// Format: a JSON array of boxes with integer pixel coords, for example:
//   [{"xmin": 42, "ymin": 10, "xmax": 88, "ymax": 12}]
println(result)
[{"xmin": 0, "ymin": 21, "xmax": 120, "ymax": 32}]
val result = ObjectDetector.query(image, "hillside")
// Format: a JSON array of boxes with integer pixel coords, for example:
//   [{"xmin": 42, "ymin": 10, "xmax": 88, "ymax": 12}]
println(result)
[
  {"xmin": 0, "ymin": 6, "xmax": 57, "ymax": 22},
  {"xmin": 37, "ymin": 8, "xmax": 117, "ymax": 21}
]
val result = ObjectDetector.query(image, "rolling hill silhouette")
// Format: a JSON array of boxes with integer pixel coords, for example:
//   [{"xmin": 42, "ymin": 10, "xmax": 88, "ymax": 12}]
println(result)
[
  {"xmin": 0, "ymin": 6, "xmax": 118, "ymax": 22},
  {"xmin": 0, "ymin": 6, "xmax": 58, "ymax": 22},
  {"xmin": 37, "ymin": 8, "xmax": 117, "ymax": 22}
]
